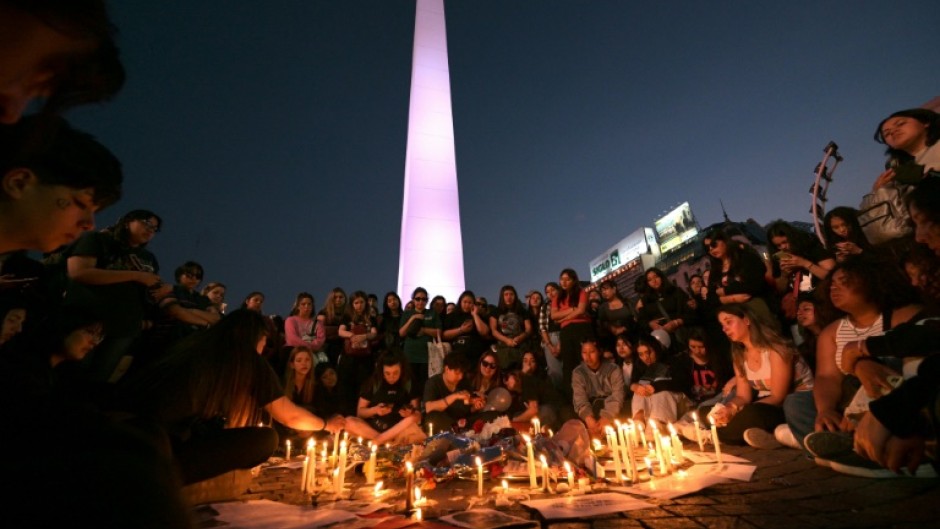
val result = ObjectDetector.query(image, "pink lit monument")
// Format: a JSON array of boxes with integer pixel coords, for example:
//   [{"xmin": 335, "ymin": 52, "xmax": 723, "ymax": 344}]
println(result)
[{"xmin": 397, "ymin": 0, "xmax": 466, "ymax": 302}]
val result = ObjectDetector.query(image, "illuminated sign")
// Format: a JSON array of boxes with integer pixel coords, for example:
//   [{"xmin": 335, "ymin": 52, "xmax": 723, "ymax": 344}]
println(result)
[
  {"xmin": 654, "ymin": 202, "xmax": 699, "ymax": 254},
  {"xmin": 589, "ymin": 228, "xmax": 649, "ymax": 282}
]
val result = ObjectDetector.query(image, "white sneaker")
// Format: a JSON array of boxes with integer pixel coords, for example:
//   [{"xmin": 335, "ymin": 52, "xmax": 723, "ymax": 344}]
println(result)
[
  {"xmin": 774, "ymin": 424, "xmax": 801, "ymax": 449},
  {"xmin": 744, "ymin": 428, "xmax": 782, "ymax": 450}
]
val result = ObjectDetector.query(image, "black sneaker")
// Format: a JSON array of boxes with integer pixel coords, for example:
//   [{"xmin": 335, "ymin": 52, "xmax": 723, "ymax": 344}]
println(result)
[
  {"xmin": 804, "ymin": 431, "xmax": 853, "ymax": 460},
  {"xmin": 827, "ymin": 451, "xmax": 938, "ymax": 479}
]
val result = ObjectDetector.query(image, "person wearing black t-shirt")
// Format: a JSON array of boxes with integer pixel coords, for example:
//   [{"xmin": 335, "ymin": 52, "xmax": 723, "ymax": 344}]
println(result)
[{"xmin": 344, "ymin": 351, "xmax": 426, "ymax": 445}]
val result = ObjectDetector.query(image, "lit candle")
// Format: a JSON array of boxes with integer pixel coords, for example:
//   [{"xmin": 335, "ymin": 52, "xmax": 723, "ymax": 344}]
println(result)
[
  {"xmin": 357, "ymin": 436, "xmax": 362, "ymax": 446},
  {"xmin": 658, "ymin": 435, "xmax": 669, "ymax": 475},
  {"xmin": 373, "ymin": 481, "xmax": 383, "ymax": 498},
  {"xmin": 651, "ymin": 423, "xmax": 665, "ymax": 468},
  {"xmin": 564, "ymin": 461, "xmax": 574, "ymax": 491},
  {"xmin": 692, "ymin": 412, "xmax": 705, "ymax": 452},
  {"xmin": 366, "ymin": 444, "xmax": 377, "ymax": 484},
  {"xmin": 532, "ymin": 417, "xmax": 541, "ymax": 436},
  {"xmin": 405, "ymin": 461, "xmax": 415, "ymax": 512},
  {"xmin": 709, "ymin": 416, "xmax": 722, "ymax": 466},
  {"xmin": 539, "ymin": 454, "xmax": 549, "ymax": 492},
  {"xmin": 524, "ymin": 434, "xmax": 537, "ymax": 489},
  {"xmin": 668, "ymin": 423, "xmax": 684, "ymax": 461},
  {"xmin": 638, "ymin": 421, "xmax": 648, "ymax": 448},
  {"xmin": 414, "ymin": 487, "xmax": 423, "ymax": 505},
  {"xmin": 476, "ymin": 456, "xmax": 484, "ymax": 497},
  {"xmin": 300, "ymin": 456, "xmax": 309, "ymax": 493},
  {"xmin": 624, "ymin": 424, "xmax": 637, "ymax": 483},
  {"xmin": 415, "ymin": 508, "xmax": 423, "ymax": 521},
  {"xmin": 628, "ymin": 419, "xmax": 640, "ymax": 448},
  {"xmin": 546, "ymin": 428, "xmax": 553, "ymax": 438},
  {"xmin": 331, "ymin": 467, "xmax": 340, "ymax": 493},
  {"xmin": 428, "ymin": 422, "xmax": 433, "ymax": 437},
  {"xmin": 335, "ymin": 440, "xmax": 347, "ymax": 493},
  {"xmin": 285, "ymin": 439, "xmax": 292, "ymax": 461},
  {"xmin": 605, "ymin": 427, "xmax": 622, "ymax": 482},
  {"xmin": 331, "ymin": 429, "xmax": 340, "ymax": 464},
  {"xmin": 644, "ymin": 456, "xmax": 653, "ymax": 478},
  {"xmin": 502, "ymin": 479, "xmax": 509, "ymax": 494}
]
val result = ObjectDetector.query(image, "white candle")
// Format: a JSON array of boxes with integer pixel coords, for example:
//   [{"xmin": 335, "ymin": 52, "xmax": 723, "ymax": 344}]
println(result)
[
  {"xmin": 532, "ymin": 417, "xmax": 541, "ymax": 436},
  {"xmin": 373, "ymin": 481, "xmax": 383, "ymax": 498},
  {"xmin": 366, "ymin": 444, "xmax": 377, "ymax": 484},
  {"xmin": 300, "ymin": 456, "xmax": 309, "ymax": 492},
  {"xmin": 539, "ymin": 454, "xmax": 549, "ymax": 492},
  {"xmin": 335, "ymin": 440, "xmax": 347, "ymax": 493},
  {"xmin": 524, "ymin": 434, "xmax": 537, "ymax": 489},
  {"xmin": 659, "ymin": 435, "xmax": 670, "ymax": 475},
  {"xmin": 428, "ymin": 422, "xmax": 433, "ymax": 437},
  {"xmin": 606, "ymin": 428, "xmax": 622, "ymax": 482},
  {"xmin": 638, "ymin": 421, "xmax": 648, "ymax": 448},
  {"xmin": 405, "ymin": 461, "xmax": 415, "ymax": 511},
  {"xmin": 668, "ymin": 423, "xmax": 684, "ymax": 461},
  {"xmin": 692, "ymin": 412, "xmax": 705, "ymax": 452},
  {"xmin": 644, "ymin": 456, "xmax": 653, "ymax": 478},
  {"xmin": 476, "ymin": 456, "xmax": 484, "ymax": 497},
  {"xmin": 285, "ymin": 439, "xmax": 291, "ymax": 461},
  {"xmin": 651, "ymin": 421, "xmax": 665, "ymax": 467},
  {"xmin": 625, "ymin": 425, "xmax": 637, "ymax": 483},
  {"xmin": 502, "ymin": 479, "xmax": 509, "ymax": 494},
  {"xmin": 709, "ymin": 416, "xmax": 722, "ymax": 465},
  {"xmin": 306, "ymin": 440, "xmax": 316, "ymax": 491},
  {"xmin": 564, "ymin": 461, "xmax": 574, "ymax": 490},
  {"xmin": 331, "ymin": 429, "xmax": 340, "ymax": 464}
]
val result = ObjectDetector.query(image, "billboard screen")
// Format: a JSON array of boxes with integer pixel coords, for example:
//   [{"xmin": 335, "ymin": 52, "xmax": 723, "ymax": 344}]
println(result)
[
  {"xmin": 654, "ymin": 202, "xmax": 699, "ymax": 254},
  {"xmin": 589, "ymin": 228, "xmax": 650, "ymax": 283}
]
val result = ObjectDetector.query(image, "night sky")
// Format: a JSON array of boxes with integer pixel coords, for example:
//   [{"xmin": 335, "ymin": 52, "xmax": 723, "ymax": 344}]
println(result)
[{"xmin": 66, "ymin": 0, "xmax": 938, "ymax": 315}]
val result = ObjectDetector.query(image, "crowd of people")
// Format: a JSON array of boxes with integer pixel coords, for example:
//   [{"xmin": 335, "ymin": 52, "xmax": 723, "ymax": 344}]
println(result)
[{"xmin": 1, "ymin": 1, "xmax": 939, "ymax": 527}]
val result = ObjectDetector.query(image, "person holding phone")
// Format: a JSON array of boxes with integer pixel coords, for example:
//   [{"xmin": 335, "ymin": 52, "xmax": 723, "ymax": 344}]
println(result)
[{"xmin": 766, "ymin": 220, "xmax": 835, "ymax": 332}]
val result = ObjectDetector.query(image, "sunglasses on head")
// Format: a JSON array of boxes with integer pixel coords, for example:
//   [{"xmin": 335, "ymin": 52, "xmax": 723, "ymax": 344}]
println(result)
[{"xmin": 481, "ymin": 360, "xmax": 497, "ymax": 369}]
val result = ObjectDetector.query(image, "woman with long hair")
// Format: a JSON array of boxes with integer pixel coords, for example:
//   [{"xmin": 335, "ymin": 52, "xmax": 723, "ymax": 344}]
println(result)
[
  {"xmin": 399, "ymin": 286, "xmax": 441, "ymax": 398},
  {"xmin": 201, "ymin": 282, "xmax": 227, "ymax": 314},
  {"xmin": 702, "ymin": 228, "xmax": 778, "ymax": 335},
  {"xmin": 337, "ymin": 290, "xmax": 378, "ymax": 414},
  {"xmin": 317, "ymin": 287, "xmax": 347, "ymax": 365},
  {"xmin": 65, "ymin": 209, "xmax": 170, "ymax": 384},
  {"xmin": 284, "ymin": 292, "xmax": 324, "ymax": 352},
  {"xmin": 274, "ymin": 345, "xmax": 317, "ymax": 443},
  {"xmin": 343, "ymin": 351, "xmax": 425, "ymax": 445},
  {"xmin": 442, "ymin": 290, "xmax": 490, "ymax": 364},
  {"xmin": 489, "ymin": 285, "xmax": 532, "ymax": 370},
  {"xmin": 794, "ymin": 255, "xmax": 922, "ymax": 448},
  {"xmin": 765, "ymin": 220, "xmax": 835, "ymax": 333},
  {"xmin": 117, "ymin": 309, "xmax": 344, "ymax": 485},
  {"xmin": 637, "ymin": 267, "xmax": 694, "ymax": 355},
  {"xmin": 596, "ymin": 280, "xmax": 636, "ymax": 354},
  {"xmin": 539, "ymin": 281, "xmax": 564, "ymax": 389},
  {"xmin": 823, "ymin": 207, "xmax": 874, "ymax": 263},
  {"xmin": 240, "ymin": 290, "xmax": 284, "ymax": 370},
  {"xmin": 377, "ymin": 291, "xmax": 404, "ymax": 356},
  {"xmin": 551, "ymin": 268, "xmax": 594, "ymax": 397},
  {"xmin": 710, "ymin": 303, "xmax": 814, "ymax": 447}
]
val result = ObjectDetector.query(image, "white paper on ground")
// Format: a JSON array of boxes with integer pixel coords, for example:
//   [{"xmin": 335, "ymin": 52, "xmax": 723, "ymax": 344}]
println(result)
[
  {"xmin": 521, "ymin": 492, "xmax": 655, "ymax": 519},
  {"xmin": 439, "ymin": 508, "xmax": 537, "ymax": 529},
  {"xmin": 211, "ymin": 500, "xmax": 358, "ymax": 529},
  {"xmin": 683, "ymin": 451, "xmax": 751, "ymax": 465},
  {"xmin": 607, "ymin": 461, "xmax": 755, "ymax": 499}
]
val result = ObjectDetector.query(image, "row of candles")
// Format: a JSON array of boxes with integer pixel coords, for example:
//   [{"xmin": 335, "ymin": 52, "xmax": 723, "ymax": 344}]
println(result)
[
  {"xmin": 293, "ymin": 411, "xmax": 724, "ymax": 500},
  {"xmin": 296, "ymin": 431, "xmax": 381, "ymax": 494}
]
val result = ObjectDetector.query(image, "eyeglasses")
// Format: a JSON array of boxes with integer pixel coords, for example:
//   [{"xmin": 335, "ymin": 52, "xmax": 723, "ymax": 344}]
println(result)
[
  {"xmin": 414, "ymin": 296, "xmax": 428, "ymax": 301},
  {"xmin": 480, "ymin": 360, "xmax": 497, "ymax": 369},
  {"xmin": 139, "ymin": 219, "xmax": 161, "ymax": 233},
  {"xmin": 185, "ymin": 271, "xmax": 203, "ymax": 280},
  {"xmin": 704, "ymin": 239, "xmax": 720, "ymax": 249},
  {"xmin": 475, "ymin": 301, "xmax": 485, "ymax": 306}
]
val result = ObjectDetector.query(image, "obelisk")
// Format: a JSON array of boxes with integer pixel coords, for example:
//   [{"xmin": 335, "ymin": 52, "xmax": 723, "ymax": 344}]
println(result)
[{"xmin": 397, "ymin": 0, "xmax": 465, "ymax": 302}]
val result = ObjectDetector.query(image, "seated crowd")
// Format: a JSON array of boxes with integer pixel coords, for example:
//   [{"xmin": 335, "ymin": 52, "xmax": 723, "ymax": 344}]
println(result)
[{"xmin": 0, "ymin": 4, "xmax": 938, "ymax": 526}]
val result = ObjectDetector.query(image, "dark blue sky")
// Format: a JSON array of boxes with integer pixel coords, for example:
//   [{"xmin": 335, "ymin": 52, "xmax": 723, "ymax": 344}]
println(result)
[{"xmin": 68, "ymin": 0, "xmax": 938, "ymax": 314}]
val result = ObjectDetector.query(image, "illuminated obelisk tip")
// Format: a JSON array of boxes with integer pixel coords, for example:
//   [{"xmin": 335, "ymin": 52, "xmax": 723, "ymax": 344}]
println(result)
[{"xmin": 397, "ymin": 0, "xmax": 465, "ymax": 302}]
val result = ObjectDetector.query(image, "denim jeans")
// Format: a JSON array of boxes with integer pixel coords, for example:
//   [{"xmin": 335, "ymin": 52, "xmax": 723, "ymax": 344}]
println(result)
[{"xmin": 783, "ymin": 390, "xmax": 817, "ymax": 451}]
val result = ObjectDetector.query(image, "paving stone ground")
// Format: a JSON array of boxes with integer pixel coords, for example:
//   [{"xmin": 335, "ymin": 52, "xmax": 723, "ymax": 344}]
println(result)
[{"xmin": 216, "ymin": 443, "xmax": 940, "ymax": 529}]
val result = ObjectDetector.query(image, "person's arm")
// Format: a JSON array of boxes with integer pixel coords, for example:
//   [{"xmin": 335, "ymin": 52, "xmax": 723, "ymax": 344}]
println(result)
[
  {"xmin": 756, "ymin": 348, "xmax": 794, "ymax": 407},
  {"xmin": 162, "ymin": 303, "xmax": 218, "ymax": 326},
  {"xmin": 814, "ymin": 322, "xmax": 847, "ymax": 431},
  {"xmin": 714, "ymin": 366, "xmax": 751, "ymax": 425},
  {"xmin": 472, "ymin": 308, "xmax": 490, "ymax": 336},
  {"xmin": 512, "ymin": 400, "xmax": 539, "ymax": 422},
  {"xmin": 266, "ymin": 395, "xmax": 343, "ymax": 433},
  {"xmin": 489, "ymin": 315, "xmax": 511, "ymax": 346},
  {"xmin": 310, "ymin": 322, "xmax": 325, "ymax": 352},
  {"xmin": 603, "ymin": 366, "xmax": 626, "ymax": 420},
  {"xmin": 283, "ymin": 317, "xmax": 304, "ymax": 346},
  {"xmin": 338, "ymin": 323, "xmax": 352, "ymax": 339},
  {"xmin": 68, "ymin": 255, "xmax": 161, "ymax": 287},
  {"xmin": 561, "ymin": 291, "xmax": 589, "ymax": 323},
  {"xmin": 571, "ymin": 370, "xmax": 591, "ymax": 420}
]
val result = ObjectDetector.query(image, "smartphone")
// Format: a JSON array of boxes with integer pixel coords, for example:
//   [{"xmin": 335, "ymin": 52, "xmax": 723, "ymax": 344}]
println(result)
[{"xmin": 773, "ymin": 251, "xmax": 792, "ymax": 261}]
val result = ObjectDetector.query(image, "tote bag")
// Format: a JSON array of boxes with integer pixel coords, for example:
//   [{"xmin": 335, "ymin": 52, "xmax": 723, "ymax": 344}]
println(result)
[{"xmin": 427, "ymin": 338, "xmax": 450, "ymax": 377}]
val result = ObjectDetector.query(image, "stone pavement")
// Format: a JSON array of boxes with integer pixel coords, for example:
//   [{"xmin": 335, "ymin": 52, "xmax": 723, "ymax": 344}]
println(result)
[{"xmin": 217, "ymin": 443, "xmax": 940, "ymax": 529}]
